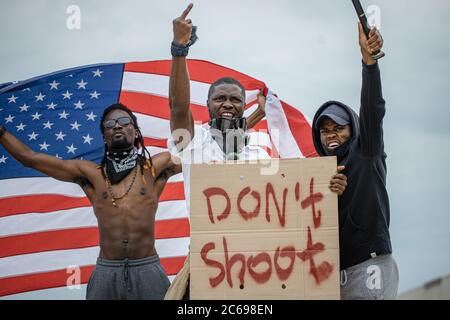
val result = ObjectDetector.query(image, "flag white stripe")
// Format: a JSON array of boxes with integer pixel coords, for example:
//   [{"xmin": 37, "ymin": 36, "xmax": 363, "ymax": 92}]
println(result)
[
  {"xmin": 244, "ymin": 103, "xmax": 259, "ymax": 118},
  {"xmin": 265, "ymin": 91, "xmax": 303, "ymax": 158},
  {"xmin": 0, "ymin": 200, "xmax": 188, "ymax": 237},
  {"xmin": 135, "ymin": 112, "xmax": 172, "ymax": 139},
  {"xmin": 155, "ymin": 200, "xmax": 188, "ymax": 221},
  {"xmin": 0, "ymin": 175, "xmax": 184, "ymax": 199},
  {"xmin": 0, "ymin": 237, "xmax": 190, "ymax": 278},
  {"xmin": 247, "ymin": 132, "xmax": 271, "ymax": 149},
  {"xmin": 1, "ymin": 285, "xmax": 91, "ymax": 300},
  {"xmin": 123, "ymin": 72, "xmax": 207, "ymax": 106},
  {"xmin": 0, "ymin": 177, "xmax": 85, "ymax": 199},
  {"xmin": 245, "ymin": 91, "xmax": 260, "ymax": 105},
  {"xmin": 156, "ymin": 237, "xmax": 189, "ymax": 260},
  {"xmin": 0, "ymin": 247, "xmax": 100, "ymax": 279},
  {"xmin": 0, "ymin": 207, "xmax": 96, "ymax": 237}
]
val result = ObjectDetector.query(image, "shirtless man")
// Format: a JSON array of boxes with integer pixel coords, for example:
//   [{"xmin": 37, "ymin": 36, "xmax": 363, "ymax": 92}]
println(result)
[{"xmin": 0, "ymin": 103, "xmax": 180, "ymax": 300}]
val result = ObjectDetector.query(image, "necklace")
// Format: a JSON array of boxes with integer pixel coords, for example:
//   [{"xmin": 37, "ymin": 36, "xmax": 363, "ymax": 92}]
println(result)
[{"xmin": 104, "ymin": 165, "xmax": 138, "ymax": 207}]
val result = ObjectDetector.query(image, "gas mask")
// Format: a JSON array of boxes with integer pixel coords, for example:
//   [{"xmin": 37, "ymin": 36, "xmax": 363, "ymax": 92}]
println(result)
[{"xmin": 208, "ymin": 118, "xmax": 250, "ymax": 160}]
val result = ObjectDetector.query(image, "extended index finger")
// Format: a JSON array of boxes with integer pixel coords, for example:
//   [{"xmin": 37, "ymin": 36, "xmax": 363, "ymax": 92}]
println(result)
[{"xmin": 181, "ymin": 3, "xmax": 194, "ymax": 19}]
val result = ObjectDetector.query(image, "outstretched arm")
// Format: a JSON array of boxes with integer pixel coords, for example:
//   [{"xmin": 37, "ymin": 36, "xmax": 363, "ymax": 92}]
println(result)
[
  {"xmin": 0, "ymin": 125, "xmax": 89, "ymax": 183},
  {"xmin": 169, "ymin": 4, "xmax": 195, "ymax": 151},
  {"xmin": 358, "ymin": 23, "xmax": 386, "ymax": 157}
]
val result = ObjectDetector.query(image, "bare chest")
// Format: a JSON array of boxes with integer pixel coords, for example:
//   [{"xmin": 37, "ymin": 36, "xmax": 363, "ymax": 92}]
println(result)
[{"xmin": 91, "ymin": 167, "xmax": 159, "ymax": 219}]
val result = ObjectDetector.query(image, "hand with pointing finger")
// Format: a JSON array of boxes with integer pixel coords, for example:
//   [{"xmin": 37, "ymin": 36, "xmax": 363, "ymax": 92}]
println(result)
[{"xmin": 173, "ymin": 3, "xmax": 194, "ymax": 46}]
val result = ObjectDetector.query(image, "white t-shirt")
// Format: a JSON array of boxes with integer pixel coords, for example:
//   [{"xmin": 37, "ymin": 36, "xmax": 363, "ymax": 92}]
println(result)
[{"xmin": 167, "ymin": 125, "xmax": 271, "ymax": 216}]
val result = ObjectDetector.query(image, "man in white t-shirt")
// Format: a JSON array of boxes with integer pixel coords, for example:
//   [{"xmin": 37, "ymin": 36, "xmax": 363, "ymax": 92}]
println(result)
[
  {"xmin": 167, "ymin": 4, "xmax": 273, "ymax": 217},
  {"xmin": 167, "ymin": 106, "xmax": 271, "ymax": 215},
  {"xmin": 164, "ymin": 4, "xmax": 347, "ymax": 300}
]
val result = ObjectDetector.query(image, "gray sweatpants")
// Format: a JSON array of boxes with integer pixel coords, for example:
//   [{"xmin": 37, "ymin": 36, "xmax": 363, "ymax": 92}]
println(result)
[
  {"xmin": 340, "ymin": 254, "xmax": 399, "ymax": 300},
  {"xmin": 86, "ymin": 255, "xmax": 170, "ymax": 300}
]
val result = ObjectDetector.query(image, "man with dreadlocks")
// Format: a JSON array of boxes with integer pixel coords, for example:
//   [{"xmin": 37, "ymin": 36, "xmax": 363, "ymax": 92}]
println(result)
[{"xmin": 0, "ymin": 103, "xmax": 181, "ymax": 300}]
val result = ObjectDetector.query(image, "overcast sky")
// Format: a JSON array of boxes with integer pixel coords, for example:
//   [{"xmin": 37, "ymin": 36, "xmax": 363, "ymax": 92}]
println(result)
[{"xmin": 1, "ymin": 0, "xmax": 450, "ymax": 299}]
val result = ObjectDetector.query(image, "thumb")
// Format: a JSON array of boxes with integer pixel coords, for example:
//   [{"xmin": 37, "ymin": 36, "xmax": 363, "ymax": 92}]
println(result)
[
  {"xmin": 337, "ymin": 166, "xmax": 346, "ymax": 173},
  {"xmin": 358, "ymin": 22, "xmax": 366, "ymax": 42}
]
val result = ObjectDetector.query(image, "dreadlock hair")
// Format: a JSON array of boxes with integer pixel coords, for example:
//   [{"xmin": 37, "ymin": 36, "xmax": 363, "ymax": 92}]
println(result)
[{"xmin": 100, "ymin": 103, "xmax": 153, "ymax": 178}]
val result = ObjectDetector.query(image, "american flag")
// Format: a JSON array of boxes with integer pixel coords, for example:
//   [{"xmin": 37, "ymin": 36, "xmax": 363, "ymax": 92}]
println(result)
[{"xmin": 0, "ymin": 59, "xmax": 317, "ymax": 298}]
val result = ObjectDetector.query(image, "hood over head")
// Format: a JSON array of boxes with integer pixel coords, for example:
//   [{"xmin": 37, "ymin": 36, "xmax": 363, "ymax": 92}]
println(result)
[{"xmin": 312, "ymin": 101, "xmax": 360, "ymax": 159}]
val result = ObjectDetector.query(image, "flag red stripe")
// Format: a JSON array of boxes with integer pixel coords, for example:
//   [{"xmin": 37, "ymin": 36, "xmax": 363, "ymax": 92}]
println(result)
[
  {"xmin": 120, "ymin": 91, "xmax": 210, "ymax": 122},
  {"xmin": 124, "ymin": 60, "xmax": 265, "ymax": 90},
  {"xmin": 0, "ymin": 265, "xmax": 95, "ymax": 297},
  {"xmin": 280, "ymin": 101, "xmax": 318, "ymax": 158},
  {"xmin": 155, "ymin": 218, "xmax": 190, "ymax": 239},
  {"xmin": 0, "ymin": 195, "xmax": 91, "ymax": 218},
  {"xmin": 0, "ymin": 256, "xmax": 187, "ymax": 297},
  {"xmin": 0, "ymin": 219, "xmax": 190, "ymax": 258},
  {"xmin": 0, "ymin": 227, "xmax": 99, "ymax": 258},
  {"xmin": 0, "ymin": 182, "xmax": 185, "ymax": 218},
  {"xmin": 143, "ymin": 137, "xmax": 168, "ymax": 149},
  {"xmin": 251, "ymin": 120, "xmax": 268, "ymax": 132},
  {"xmin": 160, "ymin": 255, "xmax": 187, "ymax": 276}
]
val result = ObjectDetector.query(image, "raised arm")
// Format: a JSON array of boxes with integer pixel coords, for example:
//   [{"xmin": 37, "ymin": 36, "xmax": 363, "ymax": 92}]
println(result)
[
  {"xmin": 358, "ymin": 23, "xmax": 386, "ymax": 157},
  {"xmin": 169, "ymin": 4, "xmax": 195, "ymax": 151},
  {"xmin": 0, "ymin": 125, "xmax": 90, "ymax": 183}
]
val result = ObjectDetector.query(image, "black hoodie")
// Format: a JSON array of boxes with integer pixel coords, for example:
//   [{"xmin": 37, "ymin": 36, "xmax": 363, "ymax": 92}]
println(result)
[{"xmin": 312, "ymin": 62, "xmax": 392, "ymax": 270}]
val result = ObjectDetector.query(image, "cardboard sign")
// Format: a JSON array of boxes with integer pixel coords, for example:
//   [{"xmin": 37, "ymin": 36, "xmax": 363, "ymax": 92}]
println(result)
[{"xmin": 190, "ymin": 157, "xmax": 340, "ymax": 300}]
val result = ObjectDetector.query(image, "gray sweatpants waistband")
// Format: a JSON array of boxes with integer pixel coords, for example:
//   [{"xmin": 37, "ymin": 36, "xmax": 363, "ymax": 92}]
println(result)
[
  {"xmin": 87, "ymin": 254, "xmax": 170, "ymax": 300},
  {"xmin": 96, "ymin": 255, "xmax": 160, "ymax": 268},
  {"xmin": 96, "ymin": 255, "xmax": 161, "ymax": 293}
]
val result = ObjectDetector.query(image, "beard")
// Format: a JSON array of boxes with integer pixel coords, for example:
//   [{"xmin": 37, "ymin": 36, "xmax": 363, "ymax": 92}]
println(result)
[{"xmin": 111, "ymin": 136, "xmax": 132, "ymax": 150}]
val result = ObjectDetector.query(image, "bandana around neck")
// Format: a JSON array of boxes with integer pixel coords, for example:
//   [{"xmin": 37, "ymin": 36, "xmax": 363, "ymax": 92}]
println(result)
[{"xmin": 105, "ymin": 147, "xmax": 138, "ymax": 185}]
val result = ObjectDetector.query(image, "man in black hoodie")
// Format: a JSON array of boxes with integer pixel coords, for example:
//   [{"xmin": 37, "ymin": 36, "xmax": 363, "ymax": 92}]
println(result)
[{"xmin": 311, "ymin": 24, "xmax": 398, "ymax": 300}]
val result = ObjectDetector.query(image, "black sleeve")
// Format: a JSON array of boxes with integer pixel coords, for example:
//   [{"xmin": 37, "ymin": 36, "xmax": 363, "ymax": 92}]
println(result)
[{"xmin": 359, "ymin": 61, "xmax": 386, "ymax": 157}]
